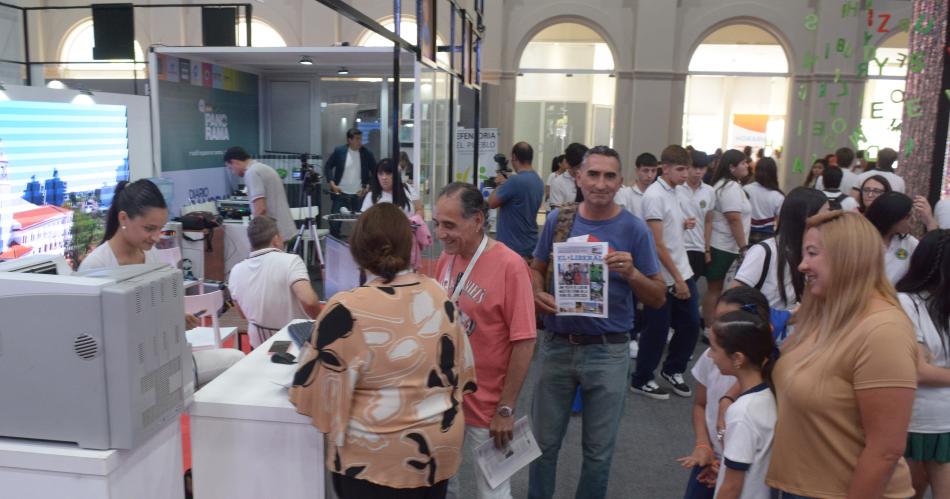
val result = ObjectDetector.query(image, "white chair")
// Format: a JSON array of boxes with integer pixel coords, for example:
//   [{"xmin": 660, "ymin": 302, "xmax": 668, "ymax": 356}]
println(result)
[
  {"xmin": 154, "ymin": 246, "xmax": 182, "ymax": 269},
  {"xmin": 184, "ymin": 290, "xmax": 238, "ymax": 350}
]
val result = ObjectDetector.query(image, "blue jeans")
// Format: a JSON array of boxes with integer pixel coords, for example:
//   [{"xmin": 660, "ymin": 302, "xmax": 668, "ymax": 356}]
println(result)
[
  {"xmin": 329, "ymin": 192, "xmax": 361, "ymax": 237},
  {"xmin": 528, "ymin": 332, "xmax": 630, "ymax": 499},
  {"xmin": 631, "ymin": 278, "xmax": 701, "ymax": 387},
  {"xmin": 683, "ymin": 465, "xmax": 714, "ymax": 499}
]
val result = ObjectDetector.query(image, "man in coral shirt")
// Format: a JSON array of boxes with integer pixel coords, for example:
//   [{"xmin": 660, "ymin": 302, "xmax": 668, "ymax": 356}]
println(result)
[{"xmin": 434, "ymin": 182, "xmax": 537, "ymax": 499}]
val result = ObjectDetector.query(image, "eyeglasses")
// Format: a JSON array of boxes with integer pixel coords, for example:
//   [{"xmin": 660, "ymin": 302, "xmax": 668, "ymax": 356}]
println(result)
[{"xmin": 862, "ymin": 187, "xmax": 885, "ymax": 195}]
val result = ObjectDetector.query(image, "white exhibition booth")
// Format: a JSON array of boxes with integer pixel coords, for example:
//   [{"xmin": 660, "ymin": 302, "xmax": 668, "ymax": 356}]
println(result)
[{"xmin": 0, "ymin": 42, "xmax": 476, "ymax": 498}]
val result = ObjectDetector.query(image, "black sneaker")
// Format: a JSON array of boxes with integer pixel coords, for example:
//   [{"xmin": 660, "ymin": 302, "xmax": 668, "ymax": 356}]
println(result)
[
  {"xmin": 661, "ymin": 371, "xmax": 692, "ymax": 397},
  {"xmin": 630, "ymin": 380, "xmax": 670, "ymax": 400}
]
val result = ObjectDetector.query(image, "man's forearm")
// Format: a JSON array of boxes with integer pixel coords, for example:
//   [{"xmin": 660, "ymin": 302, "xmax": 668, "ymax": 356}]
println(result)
[
  {"xmin": 628, "ymin": 269, "xmax": 666, "ymax": 308},
  {"xmin": 530, "ymin": 267, "xmax": 546, "ymax": 294},
  {"xmin": 497, "ymin": 339, "xmax": 535, "ymax": 408}
]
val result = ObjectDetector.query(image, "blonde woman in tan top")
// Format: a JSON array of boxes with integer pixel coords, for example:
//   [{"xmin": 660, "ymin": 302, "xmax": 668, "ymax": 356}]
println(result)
[
  {"xmin": 290, "ymin": 203, "xmax": 477, "ymax": 498},
  {"xmin": 766, "ymin": 211, "xmax": 917, "ymax": 498}
]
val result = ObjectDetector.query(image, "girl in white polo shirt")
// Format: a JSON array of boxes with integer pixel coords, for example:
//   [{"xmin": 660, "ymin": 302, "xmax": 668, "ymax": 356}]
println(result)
[
  {"xmin": 707, "ymin": 310, "xmax": 777, "ymax": 499},
  {"xmin": 864, "ymin": 192, "xmax": 918, "ymax": 284},
  {"xmin": 896, "ymin": 230, "xmax": 950, "ymax": 499},
  {"xmin": 702, "ymin": 149, "xmax": 751, "ymax": 331},
  {"xmin": 743, "ymin": 158, "xmax": 784, "ymax": 245}
]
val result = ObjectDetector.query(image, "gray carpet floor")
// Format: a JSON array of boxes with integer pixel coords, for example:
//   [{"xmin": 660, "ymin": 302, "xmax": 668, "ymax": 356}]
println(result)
[{"xmin": 453, "ymin": 338, "xmax": 704, "ymax": 499}]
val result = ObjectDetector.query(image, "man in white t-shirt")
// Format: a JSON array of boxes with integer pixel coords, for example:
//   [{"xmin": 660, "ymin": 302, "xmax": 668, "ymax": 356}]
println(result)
[
  {"xmin": 816, "ymin": 147, "xmax": 860, "ymax": 195},
  {"xmin": 224, "ymin": 146, "xmax": 297, "ymax": 242},
  {"xmin": 615, "ymin": 152, "xmax": 658, "ymax": 219},
  {"xmin": 851, "ymin": 147, "xmax": 906, "ymax": 197},
  {"xmin": 548, "ymin": 169, "xmax": 577, "ymax": 209},
  {"xmin": 678, "ymin": 151, "xmax": 716, "ymax": 282},
  {"xmin": 631, "ymin": 145, "xmax": 701, "ymax": 400},
  {"xmin": 819, "ymin": 166, "xmax": 859, "ymax": 212},
  {"xmin": 228, "ymin": 216, "xmax": 321, "ymax": 348},
  {"xmin": 324, "ymin": 128, "xmax": 376, "ymax": 237}
]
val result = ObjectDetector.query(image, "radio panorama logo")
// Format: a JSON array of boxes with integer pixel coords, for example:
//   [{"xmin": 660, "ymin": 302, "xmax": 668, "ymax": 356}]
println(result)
[{"xmin": 199, "ymin": 99, "xmax": 230, "ymax": 141}]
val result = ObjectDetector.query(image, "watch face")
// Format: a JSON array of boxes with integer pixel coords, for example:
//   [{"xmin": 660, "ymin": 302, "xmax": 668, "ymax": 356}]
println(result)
[{"xmin": 498, "ymin": 406, "xmax": 513, "ymax": 417}]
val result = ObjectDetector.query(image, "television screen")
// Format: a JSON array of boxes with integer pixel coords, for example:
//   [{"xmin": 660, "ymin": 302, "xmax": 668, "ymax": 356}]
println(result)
[{"xmin": 0, "ymin": 100, "xmax": 129, "ymax": 268}]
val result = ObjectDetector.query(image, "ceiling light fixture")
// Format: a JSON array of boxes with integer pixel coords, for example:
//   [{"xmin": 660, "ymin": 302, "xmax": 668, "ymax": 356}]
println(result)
[
  {"xmin": 71, "ymin": 88, "xmax": 95, "ymax": 105},
  {"xmin": 337, "ymin": 67, "xmax": 350, "ymax": 75},
  {"xmin": 299, "ymin": 55, "xmax": 313, "ymax": 65},
  {"xmin": 46, "ymin": 80, "xmax": 65, "ymax": 90}
]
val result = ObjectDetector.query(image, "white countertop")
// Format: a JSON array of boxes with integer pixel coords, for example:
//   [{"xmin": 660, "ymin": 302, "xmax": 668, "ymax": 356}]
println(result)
[{"xmin": 190, "ymin": 320, "xmax": 312, "ymax": 425}]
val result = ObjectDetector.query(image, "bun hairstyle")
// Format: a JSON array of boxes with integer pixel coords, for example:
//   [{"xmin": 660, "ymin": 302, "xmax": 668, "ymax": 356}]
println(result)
[
  {"xmin": 102, "ymin": 179, "xmax": 167, "ymax": 243},
  {"xmin": 349, "ymin": 202, "xmax": 413, "ymax": 283},
  {"xmin": 712, "ymin": 309, "xmax": 777, "ymax": 392},
  {"xmin": 717, "ymin": 286, "xmax": 770, "ymax": 323}
]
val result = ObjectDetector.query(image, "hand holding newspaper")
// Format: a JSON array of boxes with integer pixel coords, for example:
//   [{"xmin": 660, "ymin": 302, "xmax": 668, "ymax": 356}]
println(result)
[
  {"xmin": 474, "ymin": 417, "xmax": 542, "ymax": 490},
  {"xmin": 552, "ymin": 241, "xmax": 609, "ymax": 318}
]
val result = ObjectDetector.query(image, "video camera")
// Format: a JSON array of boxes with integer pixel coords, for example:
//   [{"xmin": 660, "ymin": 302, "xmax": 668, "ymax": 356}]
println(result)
[
  {"xmin": 484, "ymin": 153, "xmax": 513, "ymax": 189},
  {"xmin": 297, "ymin": 153, "xmax": 322, "ymax": 192}
]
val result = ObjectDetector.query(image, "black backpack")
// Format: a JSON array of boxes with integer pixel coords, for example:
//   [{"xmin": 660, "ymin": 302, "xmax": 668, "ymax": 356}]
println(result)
[{"xmin": 828, "ymin": 193, "xmax": 849, "ymax": 211}]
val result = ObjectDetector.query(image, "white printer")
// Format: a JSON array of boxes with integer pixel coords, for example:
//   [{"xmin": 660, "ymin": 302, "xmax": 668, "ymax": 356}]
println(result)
[{"xmin": 0, "ymin": 263, "xmax": 191, "ymax": 449}]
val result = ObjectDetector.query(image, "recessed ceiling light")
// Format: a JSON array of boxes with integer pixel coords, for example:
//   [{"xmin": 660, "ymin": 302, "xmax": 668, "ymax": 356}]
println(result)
[
  {"xmin": 299, "ymin": 55, "xmax": 313, "ymax": 65},
  {"xmin": 337, "ymin": 67, "xmax": 350, "ymax": 75}
]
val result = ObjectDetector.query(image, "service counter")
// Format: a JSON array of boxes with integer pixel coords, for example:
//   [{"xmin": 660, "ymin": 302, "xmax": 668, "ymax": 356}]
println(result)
[{"xmin": 189, "ymin": 321, "xmax": 326, "ymax": 499}]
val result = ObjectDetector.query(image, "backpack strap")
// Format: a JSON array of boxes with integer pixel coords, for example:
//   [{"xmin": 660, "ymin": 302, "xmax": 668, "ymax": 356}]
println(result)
[
  {"xmin": 545, "ymin": 204, "xmax": 579, "ymax": 291},
  {"xmin": 753, "ymin": 241, "xmax": 771, "ymax": 290}
]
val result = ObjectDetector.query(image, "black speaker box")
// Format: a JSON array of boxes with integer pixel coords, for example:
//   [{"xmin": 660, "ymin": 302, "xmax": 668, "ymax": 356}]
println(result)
[
  {"xmin": 202, "ymin": 7, "xmax": 237, "ymax": 47},
  {"xmin": 92, "ymin": 4, "xmax": 134, "ymax": 60}
]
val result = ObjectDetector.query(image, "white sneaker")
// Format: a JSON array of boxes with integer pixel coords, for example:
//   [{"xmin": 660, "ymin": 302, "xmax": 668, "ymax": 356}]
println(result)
[{"xmin": 628, "ymin": 340, "xmax": 638, "ymax": 359}]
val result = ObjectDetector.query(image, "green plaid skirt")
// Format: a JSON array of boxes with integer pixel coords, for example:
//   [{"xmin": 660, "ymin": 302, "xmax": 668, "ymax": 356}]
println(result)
[{"xmin": 906, "ymin": 432, "xmax": 950, "ymax": 462}]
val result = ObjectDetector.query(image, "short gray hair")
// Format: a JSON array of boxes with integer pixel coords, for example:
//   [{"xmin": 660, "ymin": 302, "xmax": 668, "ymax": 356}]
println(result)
[
  {"xmin": 438, "ymin": 182, "xmax": 488, "ymax": 228},
  {"xmin": 247, "ymin": 216, "xmax": 279, "ymax": 250}
]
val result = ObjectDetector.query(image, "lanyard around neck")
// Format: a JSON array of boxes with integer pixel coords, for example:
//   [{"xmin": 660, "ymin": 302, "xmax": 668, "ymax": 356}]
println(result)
[{"xmin": 445, "ymin": 235, "xmax": 488, "ymax": 303}]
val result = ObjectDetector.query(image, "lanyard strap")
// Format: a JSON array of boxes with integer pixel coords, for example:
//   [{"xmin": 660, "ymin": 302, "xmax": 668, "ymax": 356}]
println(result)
[{"xmin": 445, "ymin": 235, "xmax": 488, "ymax": 303}]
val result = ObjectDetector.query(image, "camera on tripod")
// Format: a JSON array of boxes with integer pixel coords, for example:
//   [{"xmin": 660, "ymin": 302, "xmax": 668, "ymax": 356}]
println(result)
[
  {"xmin": 297, "ymin": 153, "xmax": 322, "ymax": 193},
  {"xmin": 484, "ymin": 153, "xmax": 513, "ymax": 188}
]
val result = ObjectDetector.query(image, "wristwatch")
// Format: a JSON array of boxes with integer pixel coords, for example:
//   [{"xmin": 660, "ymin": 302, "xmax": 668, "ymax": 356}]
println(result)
[{"xmin": 496, "ymin": 405, "xmax": 514, "ymax": 417}]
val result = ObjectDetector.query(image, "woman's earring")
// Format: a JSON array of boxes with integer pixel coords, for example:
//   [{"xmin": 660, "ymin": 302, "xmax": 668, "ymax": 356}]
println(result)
[{"xmin": 121, "ymin": 226, "xmax": 127, "ymax": 230}]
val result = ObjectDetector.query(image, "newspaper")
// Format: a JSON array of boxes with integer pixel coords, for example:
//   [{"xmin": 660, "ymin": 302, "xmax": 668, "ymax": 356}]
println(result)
[
  {"xmin": 553, "ymin": 241, "xmax": 609, "ymax": 318},
  {"xmin": 474, "ymin": 417, "xmax": 542, "ymax": 490}
]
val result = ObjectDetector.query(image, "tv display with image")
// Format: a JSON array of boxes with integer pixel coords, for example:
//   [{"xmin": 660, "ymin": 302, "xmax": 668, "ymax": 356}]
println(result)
[{"xmin": 0, "ymin": 100, "xmax": 129, "ymax": 269}]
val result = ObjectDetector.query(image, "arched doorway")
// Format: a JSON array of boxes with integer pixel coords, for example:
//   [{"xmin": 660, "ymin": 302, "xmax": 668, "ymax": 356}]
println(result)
[
  {"xmin": 858, "ymin": 31, "xmax": 908, "ymax": 157},
  {"xmin": 236, "ymin": 18, "xmax": 288, "ymax": 47},
  {"xmin": 682, "ymin": 23, "xmax": 790, "ymax": 159},
  {"xmin": 57, "ymin": 18, "xmax": 146, "ymax": 79},
  {"xmin": 514, "ymin": 22, "xmax": 616, "ymax": 175}
]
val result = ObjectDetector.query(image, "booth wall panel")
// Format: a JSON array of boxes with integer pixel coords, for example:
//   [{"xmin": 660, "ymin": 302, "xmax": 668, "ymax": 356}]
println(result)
[{"xmin": 267, "ymin": 80, "xmax": 311, "ymax": 153}]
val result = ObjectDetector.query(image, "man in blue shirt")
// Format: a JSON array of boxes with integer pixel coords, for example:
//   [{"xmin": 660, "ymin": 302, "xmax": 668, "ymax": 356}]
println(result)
[
  {"xmin": 528, "ymin": 146, "xmax": 666, "ymax": 499},
  {"xmin": 488, "ymin": 142, "xmax": 545, "ymax": 258}
]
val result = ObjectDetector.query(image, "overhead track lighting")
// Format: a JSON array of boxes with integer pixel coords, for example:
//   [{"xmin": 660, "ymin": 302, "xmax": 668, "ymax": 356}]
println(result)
[
  {"xmin": 337, "ymin": 67, "xmax": 350, "ymax": 75},
  {"xmin": 71, "ymin": 88, "xmax": 95, "ymax": 105},
  {"xmin": 299, "ymin": 55, "xmax": 313, "ymax": 65}
]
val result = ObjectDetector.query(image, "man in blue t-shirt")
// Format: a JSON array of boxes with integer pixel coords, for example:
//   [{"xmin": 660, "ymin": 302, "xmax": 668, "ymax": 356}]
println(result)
[
  {"xmin": 488, "ymin": 142, "xmax": 545, "ymax": 258},
  {"xmin": 527, "ymin": 146, "xmax": 666, "ymax": 499}
]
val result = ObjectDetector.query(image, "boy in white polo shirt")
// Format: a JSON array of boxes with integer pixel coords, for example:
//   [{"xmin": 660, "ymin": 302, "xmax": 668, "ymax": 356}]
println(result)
[
  {"xmin": 631, "ymin": 145, "xmax": 701, "ymax": 400},
  {"xmin": 677, "ymin": 150, "xmax": 716, "ymax": 283},
  {"xmin": 615, "ymin": 152, "xmax": 658, "ymax": 219},
  {"xmin": 229, "ymin": 216, "xmax": 321, "ymax": 348}
]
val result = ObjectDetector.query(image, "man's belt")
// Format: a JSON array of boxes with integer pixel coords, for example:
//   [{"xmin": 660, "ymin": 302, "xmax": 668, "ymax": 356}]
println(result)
[{"xmin": 551, "ymin": 332, "xmax": 629, "ymax": 345}]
